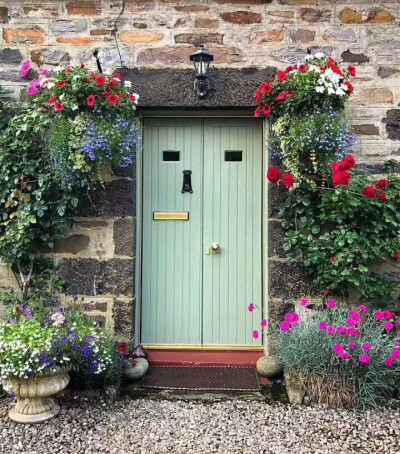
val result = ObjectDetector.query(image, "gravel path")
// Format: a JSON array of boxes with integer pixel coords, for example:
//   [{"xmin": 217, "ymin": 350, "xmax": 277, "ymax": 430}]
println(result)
[{"xmin": 0, "ymin": 395, "xmax": 399, "ymax": 454}]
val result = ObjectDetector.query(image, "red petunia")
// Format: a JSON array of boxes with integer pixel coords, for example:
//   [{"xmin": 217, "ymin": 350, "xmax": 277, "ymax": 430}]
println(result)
[
  {"xmin": 114, "ymin": 72, "xmax": 121, "ymax": 79},
  {"xmin": 262, "ymin": 104, "xmax": 272, "ymax": 115},
  {"xmin": 254, "ymin": 106, "xmax": 262, "ymax": 118},
  {"xmin": 128, "ymin": 94, "xmax": 137, "ymax": 102},
  {"xmin": 376, "ymin": 179, "xmax": 388, "ymax": 189},
  {"xmin": 109, "ymin": 78, "xmax": 119, "ymax": 86},
  {"xmin": 87, "ymin": 94, "xmax": 96, "ymax": 107},
  {"xmin": 54, "ymin": 102, "xmax": 64, "ymax": 111},
  {"xmin": 277, "ymin": 70, "xmax": 288, "ymax": 83},
  {"xmin": 362, "ymin": 186, "xmax": 377, "ymax": 198},
  {"xmin": 275, "ymin": 91, "xmax": 295, "ymax": 102},
  {"xmin": 106, "ymin": 85, "xmax": 113, "ymax": 92},
  {"xmin": 95, "ymin": 75, "xmax": 106, "ymax": 86},
  {"xmin": 116, "ymin": 92, "xmax": 124, "ymax": 98},
  {"xmin": 378, "ymin": 192, "xmax": 387, "ymax": 202},
  {"xmin": 347, "ymin": 66, "xmax": 356, "ymax": 77},
  {"xmin": 344, "ymin": 81, "xmax": 354, "ymax": 95},
  {"xmin": 48, "ymin": 95, "xmax": 56, "ymax": 105},
  {"xmin": 298, "ymin": 64, "xmax": 308, "ymax": 73},
  {"xmin": 100, "ymin": 91, "xmax": 108, "ymax": 98},
  {"xmin": 107, "ymin": 94, "xmax": 119, "ymax": 105},
  {"xmin": 281, "ymin": 173, "xmax": 295, "ymax": 188},
  {"xmin": 332, "ymin": 170, "xmax": 351, "ymax": 186},
  {"xmin": 267, "ymin": 166, "xmax": 281, "ymax": 184},
  {"xmin": 82, "ymin": 77, "xmax": 89, "ymax": 83},
  {"xmin": 57, "ymin": 80, "xmax": 67, "ymax": 87}
]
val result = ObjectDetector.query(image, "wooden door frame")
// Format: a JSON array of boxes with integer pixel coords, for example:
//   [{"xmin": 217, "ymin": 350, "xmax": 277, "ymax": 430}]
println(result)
[{"xmin": 135, "ymin": 110, "xmax": 269, "ymax": 353}]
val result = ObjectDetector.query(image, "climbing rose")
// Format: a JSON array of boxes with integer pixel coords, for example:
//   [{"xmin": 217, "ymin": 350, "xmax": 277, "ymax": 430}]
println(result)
[
  {"xmin": 347, "ymin": 66, "xmax": 356, "ymax": 77},
  {"xmin": 332, "ymin": 170, "xmax": 351, "ymax": 186},
  {"xmin": 349, "ymin": 342, "xmax": 356, "ymax": 350},
  {"xmin": 385, "ymin": 357, "xmax": 394, "ymax": 367},
  {"xmin": 280, "ymin": 321, "xmax": 290, "ymax": 331},
  {"xmin": 362, "ymin": 342, "xmax": 371, "ymax": 352},
  {"xmin": 253, "ymin": 330, "xmax": 259, "ymax": 339},
  {"xmin": 327, "ymin": 299, "xmax": 337, "ymax": 309},
  {"xmin": 260, "ymin": 319, "xmax": 268, "ymax": 328},
  {"xmin": 363, "ymin": 186, "xmax": 376, "ymax": 198},
  {"xmin": 376, "ymin": 179, "xmax": 388, "ymax": 189},
  {"xmin": 107, "ymin": 94, "xmax": 119, "ymax": 105},
  {"xmin": 267, "ymin": 167, "xmax": 281, "ymax": 184},
  {"xmin": 384, "ymin": 322, "xmax": 394, "ymax": 332},
  {"xmin": 319, "ymin": 321, "xmax": 328, "ymax": 330},
  {"xmin": 248, "ymin": 303, "xmax": 256, "ymax": 312},
  {"xmin": 359, "ymin": 354, "xmax": 371, "ymax": 364},
  {"xmin": 333, "ymin": 344, "xmax": 344, "ymax": 355},
  {"xmin": 359, "ymin": 305, "xmax": 367, "ymax": 313},
  {"xmin": 95, "ymin": 75, "xmax": 106, "ymax": 86},
  {"xmin": 391, "ymin": 349, "xmax": 400, "ymax": 360},
  {"xmin": 87, "ymin": 94, "xmax": 96, "ymax": 107},
  {"xmin": 281, "ymin": 173, "xmax": 295, "ymax": 188},
  {"xmin": 378, "ymin": 192, "xmax": 387, "ymax": 202}
]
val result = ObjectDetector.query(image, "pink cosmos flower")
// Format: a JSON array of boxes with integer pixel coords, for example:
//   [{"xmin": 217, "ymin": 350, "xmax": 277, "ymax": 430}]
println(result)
[
  {"xmin": 327, "ymin": 299, "xmax": 337, "ymax": 309},
  {"xmin": 248, "ymin": 303, "xmax": 256, "ymax": 312},
  {"xmin": 336, "ymin": 326, "xmax": 347, "ymax": 335},
  {"xmin": 391, "ymin": 349, "xmax": 400, "ymax": 360},
  {"xmin": 27, "ymin": 86, "xmax": 38, "ymax": 96},
  {"xmin": 362, "ymin": 342, "xmax": 371, "ymax": 352},
  {"xmin": 39, "ymin": 68, "xmax": 51, "ymax": 76},
  {"xmin": 333, "ymin": 344, "xmax": 344, "ymax": 355},
  {"xmin": 327, "ymin": 326, "xmax": 335, "ymax": 335},
  {"xmin": 384, "ymin": 322, "xmax": 394, "ymax": 332},
  {"xmin": 20, "ymin": 60, "xmax": 32, "ymax": 78},
  {"xmin": 253, "ymin": 330, "xmax": 259, "ymax": 339},
  {"xmin": 349, "ymin": 342, "xmax": 356, "ymax": 350},
  {"xmin": 359, "ymin": 354, "xmax": 371, "ymax": 364},
  {"xmin": 260, "ymin": 319, "xmax": 268, "ymax": 328},
  {"xmin": 341, "ymin": 352, "xmax": 351, "ymax": 360},
  {"xmin": 280, "ymin": 321, "xmax": 290, "ymax": 332},
  {"xmin": 359, "ymin": 305, "xmax": 367, "ymax": 313},
  {"xmin": 319, "ymin": 321, "xmax": 328, "ymax": 330},
  {"xmin": 345, "ymin": 318, "xmax": 356, "ymax": 327},
  {"xmin": 300, "ymin": 298, "xmax": 309, "ymax": 307},
  {"xmin": 374, "ymin": 310, "xmax": 384, "ymax": 320},
  {"xmin": 385, "ymin": 357, "xmax": 394, "ymax": 367}
]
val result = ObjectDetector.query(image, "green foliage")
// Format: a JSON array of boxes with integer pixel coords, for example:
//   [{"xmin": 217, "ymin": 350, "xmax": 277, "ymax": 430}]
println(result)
[
  {"xmin": 278, "ymin": 305, "xmax": 400, "ymax": 408},
  {"xmin": 280, "ymin": 167, "xmax": 400, "ymax": 304}
]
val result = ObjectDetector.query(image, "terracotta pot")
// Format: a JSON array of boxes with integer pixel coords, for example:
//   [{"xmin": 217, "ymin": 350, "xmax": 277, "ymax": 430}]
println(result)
[{"xmin": 5, "ymin": 364, "xmax": 71, "ymax": 424}]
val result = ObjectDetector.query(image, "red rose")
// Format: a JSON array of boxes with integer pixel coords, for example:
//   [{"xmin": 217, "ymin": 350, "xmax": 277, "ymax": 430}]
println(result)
[
  {"xmin": 347, "ymin": 66, "xmax": 356, "ymax": 77},
  {"xmin": 57, "ymin": 80, "xmax": 67, "ymax": 87},
  {"xmin": 397, "ymin": 251, "xmax": 400, "ymax": 260},
  {"xmin": 87, "ymin": 94, "xmax": 96, "ymax": 107},
  {"xmin": 277, "ymin": 70, "xmax": 288, "ymax": 82},
  {"xmin": 281, "ymin": 173, "xmax": 295, "ymax": 188},
  {"xmin": 376, "ymin": 179, "xmax": 388, "ymax": 189},
  {"xmin": 378, "ymin": 192, "xmax": 387, "ymax": 202},
  {"xmin": 362, "ymin": 186, "xmax": 377, "ymax": 198},
  {"xmin": 267, "ymin": 166, "xmax": 281, "ymax": 184},
  {"xmin": 48, "ymin": 95, "xmax": 56, "ymax": 105},
  {"xmin": 298, "ymin": 64, "xmax": 308, "ymax": 73},
  {"xmin": 95, "ymin": 75, "xmax": 106, "ymax": 86},
  {"xmin": 332, "ymin": 170, "xmax": 351, "ymax": 186},
  {"xmin": 331, "ymin": 257, "xmax": 337, "ymax": 263},
  {"xmin": 54, "ymin": 102, "xmax": 64, "ymax": 111},
  {"xmin": 262, "ymin": 104, "xmax": 272, "ymax": 115},
  {"xmin": 107, "ymin": 94, "xmax": 119, "ymax": 105},
  {"xmin": 344, "ymin": 81, "xmax": 354, "ymax": 95}
]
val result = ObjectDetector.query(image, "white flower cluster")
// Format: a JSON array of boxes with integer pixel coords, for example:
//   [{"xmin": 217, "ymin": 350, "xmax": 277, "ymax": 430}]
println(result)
[{"xmin": 315, "ymin": 68, "xmax": 349, "ymax": 97}]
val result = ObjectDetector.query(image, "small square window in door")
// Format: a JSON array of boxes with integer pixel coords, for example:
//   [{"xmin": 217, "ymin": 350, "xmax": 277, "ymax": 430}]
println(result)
[
  {"xmin": 225, "ymin": 150, "xmax": 243, "ymax": 162},
  {"xmin": 163, "ymin": 150, "xmax": 180, "ymax": 161}
]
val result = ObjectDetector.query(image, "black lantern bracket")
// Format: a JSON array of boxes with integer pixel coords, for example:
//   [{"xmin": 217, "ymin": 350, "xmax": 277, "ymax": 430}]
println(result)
[{"xmin": 190, "ymin": 44, "xmax": 214, "ymax": 99}]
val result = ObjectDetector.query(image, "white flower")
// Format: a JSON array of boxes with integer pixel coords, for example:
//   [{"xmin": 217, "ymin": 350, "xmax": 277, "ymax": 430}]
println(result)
[
  {"xmin": 341, "ymin": 83, "xmax": 349, "ymax": 92},
  {"xmin": 59, "ymin": 93, "xmax": 65, "ymax": 100},
  {"xmin": 314, "ymin": 52, "xmax": 325, "ymax": 59},
  {"xmin": 308, "ymin": 65, "xmax": 321, "ymax": 73},
  {"xmin": 73, "ymin": 75, "xmax": 81, "ymax": 80},
  {"xmin": 71, "ymin": 105, "xmax": 79, "ymax": 111},
  {"xmin": 124, "ymin": 80, "xmax": 132, "ymax": 88},
  {"xmin": 327, "ymin": 87, "xmax": 335, "ymax": 95},
  {"xmin": 336, "ymin": 88, "xmax": 346, "ymax": 97},
  {"xmin": 315, "ymin": 86, "xmax": 325, "ymax": 93},
  {"xmin": 47, "ymin": 82, "xmax": 55, "ymax": 89},
  {"xmin": 131, "ymin": 92, "xmax": 140, "ymax": 101}
]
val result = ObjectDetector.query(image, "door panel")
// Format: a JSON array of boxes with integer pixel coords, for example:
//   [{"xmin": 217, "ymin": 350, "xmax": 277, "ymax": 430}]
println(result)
[
  {"xmin": 141, "ymin": 118, "xmax": 203, "ymax": 345},
  {"xmin": 202, "ymin": 119, "xmax": 263, "ymax": 346}
]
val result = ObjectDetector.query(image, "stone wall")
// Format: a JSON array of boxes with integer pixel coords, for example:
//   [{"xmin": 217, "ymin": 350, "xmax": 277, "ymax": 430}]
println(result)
[{"xmin": 0, "ymin": 0, "xmax": 400, "ymax": 339}]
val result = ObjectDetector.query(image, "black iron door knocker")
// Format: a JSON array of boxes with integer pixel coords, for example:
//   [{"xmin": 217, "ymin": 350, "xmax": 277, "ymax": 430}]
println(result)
[{"xmin": 181, "ymin": 170, "xmax": 193, "ymax": 193}]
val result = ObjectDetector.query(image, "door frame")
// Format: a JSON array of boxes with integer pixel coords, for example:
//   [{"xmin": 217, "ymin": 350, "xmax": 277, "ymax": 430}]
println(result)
[{"xmin": 135, "ymin": 110, "xmax": 269, "ymax": 353}]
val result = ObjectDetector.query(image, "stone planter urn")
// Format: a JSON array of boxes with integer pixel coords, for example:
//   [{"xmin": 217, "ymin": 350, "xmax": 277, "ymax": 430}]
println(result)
[{"xmin": 5, "ymin": 364, "xmax": 71, "ymax": 424}]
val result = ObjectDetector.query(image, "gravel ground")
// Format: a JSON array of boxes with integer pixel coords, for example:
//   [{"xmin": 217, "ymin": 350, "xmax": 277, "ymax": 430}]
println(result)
[{"xmin": 0, "ymin": 395, "xmax": 400, "ymax": 454}]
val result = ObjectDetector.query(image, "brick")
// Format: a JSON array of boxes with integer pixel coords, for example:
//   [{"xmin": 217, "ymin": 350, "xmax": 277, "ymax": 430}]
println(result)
[
  {"xmin": 195, "ymin": 19, "xmax": 219, "ymax": 29},
  {"xmin": 289, "ymin": 28, "xmax": 315, "ymax": 43},
  {"xmin": 250, "ymin": 30, "xmax": 285, "ymax": 44},
  {"xmin": 0, "ymin": 48, "xmax": 23, "ymax": 64},
  {"xmin": 90, "ymin": 29, "xmax": 112, "ymax": 35},
  {"xmin": 339, "ymin": 8, "xmax": 364, "ymax": 24},
  {"xmin": 120, "ymin": 31, "xmax": 164, "ymax": 44},
  {"xmin": 31, "ymin": 48, "xmax": 70, "ymax": 66},
  {"xmin": 56, "ymin": 37, "xmax": 101, "ymax": 46},
  {"xmin": 351, "ymin": 124, "xmax": 379, "ymax": 135},
  {"xmin": 368, "ymin": 10, "xmax": 395, "ymax": 24},
  {"xmin": 339, "ymin": 8, "xmax": 395, "ymax": 24},
  {"xmin": 175, "ymin": 33, "xmax": 223, "ymax": 45},
  {"xmin": 221, "ymin": 11, "xmax": 262, "ymax": 24},
  {"xmin": 300, "ymin": 8, "xmax": 332, "ymax": 23},
  {"xmin": 50, "ymin": 19, "xmax": 87, "ymax": 33},
  {"xmin": 383, "ymin": 109, "xmax": 400, "ymax": 141},
  {"xmin": 3, "ymin": 27, "xmax": 45, "ymax": 45},
  {"xmin": 341, "ymin": 50, "xmax": 369, "ymax": 63},
  {"xmin": 23, "ymin": 6, "xmax": 58, "ymax": 17},
  {"xmin": 0, "ymin": 7, "xmax": 8, "ymax": 23},
  {"xmin": 66, "ymin": 1, "xmax": 100, "ymax": 16},
  {"xmin": 357, "ymin": 88, "xmax": 393, "ymax": 106},
  {"xmin": 125, "ymin": 0, "xmax": 154, "ymax": 11},
  {"xmin": 267, "ymin": 11, "xmax": 294, "ymax": 20},
  {"xmin": 174, "ymin": 5, "xmax": 209, "ymax": 13},
  {"xmin": 133, "ymin": 23, "xmax": 148, "ymax": 29},
  {"xmin": 323, "ymin": 28, "xmax": 357, "ymax": 43}
]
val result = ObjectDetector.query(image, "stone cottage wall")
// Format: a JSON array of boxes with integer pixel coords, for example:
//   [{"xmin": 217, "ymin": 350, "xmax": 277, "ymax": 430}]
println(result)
[{"xmin": 0, "ymin": 0, "xmax": 400, "ymax": 338}]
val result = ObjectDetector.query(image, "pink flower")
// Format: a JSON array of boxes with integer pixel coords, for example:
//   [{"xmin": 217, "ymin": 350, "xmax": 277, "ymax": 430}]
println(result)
[
  {"xmin": 384, "ymin": 322, "xmax": 394, "ymax": 332},
  {"xmin": 20, "ymin": 60, "xmax": 32, "ymax": 78},
  {"xmin": 327, "ymin": 326, "xmax": 335, "ymax": 335},
  {"xmin": 248, "ymin": 303, "xmax": 256, "ymax": 312},
  {"xmin": 395, "ymin": 320, "xmax": 400, "ymax": 327},
  {"xmin": 280, "ymin": 321, "xmax": 290, "ymax": 331},
  {"xmin": 39, "ymin": 68, "xmax": 51, "ymax": 76},
  {"xmin": 260, "ymin": 319, "xmax": 268, "ymax": 328},
  {"xmin": 253, "ymin": 330, "xmax": 259, "ymax": 339},
  {"xmin": 300, "ymin": 298, "xmax": 309, "ymax": 307},
  {"xmin": 30, "ymin": 79, "xmax": 40, "ymax": 87},
  {"xmin": 374, "ymin": 310, "xmax": 384, "ymax": 320},
  {"xmin": 385, "ymin": 357, "xmax": 394, "ymax": 367},
  {"xmin": 27, "ymin": 86, "xmax": 38, "ymax": 96},
  {"xmin": 319, "ymin": 321, "xmax": 328, "ymax": 330},
  {"xmin": 336, "ymin": 326, "xmax": 347, "ymax": 335},
  {"xmin": 359, "ymin": 305, "xmax": 367, "ymax": 312},
  {"xmin": 323, "ymin": 289, "xmax": 330, "ymax": 296},
  {"xmin": 345, "ymin": 318, "xmax": 356, "ymax": 327},
  {"xmin": 341, "ymin": 352, "xmax": 351, "ymax": 360},
  {"xmin": 396, "ymin": 341, "xmax": 400, "ymax": 347},
  {"xmin": 285, "ymin": 313, "xmax": 299, "ymax": 324},
  {"xmin": 384, "ymin": 311, "xmax": 394, "ymax": 320},
  {"xmin": 333, "ymin": 344, "xmax": 344, "ymax": 355},
  {"xmin": 398, "ymin": 331, "xmax": 400, "ymax": 338},
  {"xmin": 349, "ymin": 342, "xmax": 356, "ymax": 349},
  {"xmin": 327, "ymin": 299, "xmax": 337, "ymax": 309},
  {"xmin": 66, "ymin": 67, "xmax": 72, "ymax": 74},
  {"xmin": 359, "ymin": 354, "xmax": 371, "ymax": 364},
  {"xmin": 391, "ymin": 349, "xmax": 400, "ymax": 360},
  {"xmin": 349, "ymin": 311, "xmax": 362, "ymax": 324},
  {"xmin": 362, "ymin": 342, "xmax": 371, "ymax": 352}
]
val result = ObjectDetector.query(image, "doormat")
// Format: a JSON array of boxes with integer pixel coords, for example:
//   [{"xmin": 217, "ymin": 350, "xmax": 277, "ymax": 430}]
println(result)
[{"xmin": 139, "ymin": 366, "xmax": 260, "ymax": 391}]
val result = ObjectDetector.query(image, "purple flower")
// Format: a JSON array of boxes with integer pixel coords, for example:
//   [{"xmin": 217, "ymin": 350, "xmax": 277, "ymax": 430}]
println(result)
[{"xmin": 10, "ymin": 393, "xmax": 16, "ymax": 399}]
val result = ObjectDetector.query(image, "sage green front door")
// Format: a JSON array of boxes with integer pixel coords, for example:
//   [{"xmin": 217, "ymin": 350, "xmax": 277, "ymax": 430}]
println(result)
[{"xmin": 141, "ymin": 118, "xmax": 263, "ymax": 347}]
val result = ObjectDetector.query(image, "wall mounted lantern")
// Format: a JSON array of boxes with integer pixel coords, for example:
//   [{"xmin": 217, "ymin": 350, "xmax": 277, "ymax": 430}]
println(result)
[{"xmin": 190, "ymin": 44, "xmax": 214, "ymax": 99}]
